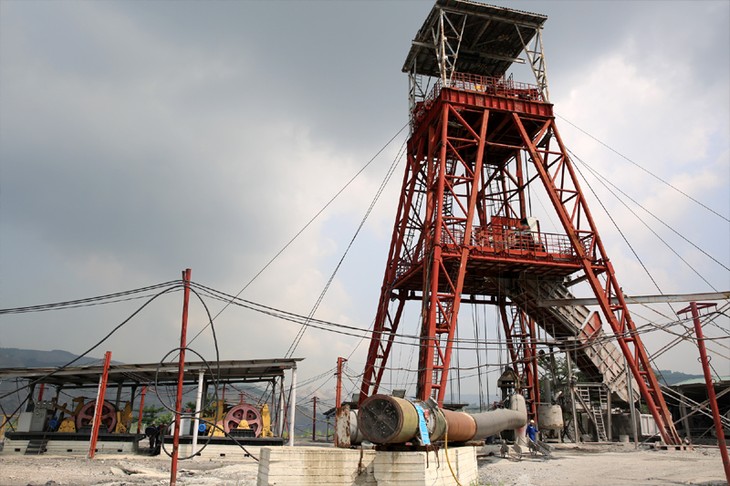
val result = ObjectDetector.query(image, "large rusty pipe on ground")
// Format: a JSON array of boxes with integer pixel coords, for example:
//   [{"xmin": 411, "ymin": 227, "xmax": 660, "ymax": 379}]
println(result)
[
  {"xmin": 442, "ymin": 410, "xmax": 477, "ymax": 442},
  {"xmin": 358, "ymin": 394, "xmax": 527, "ymax": 445}
]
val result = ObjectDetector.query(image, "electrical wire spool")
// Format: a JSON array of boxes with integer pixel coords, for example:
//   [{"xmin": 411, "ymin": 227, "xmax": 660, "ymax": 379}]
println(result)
[
  {"xmin": 223, "ymin": 402, "xmax": 262, "ymax": 437},
  {"xmin": 75, "ymin": 400, "xmax": 118, "ymax": 433}
]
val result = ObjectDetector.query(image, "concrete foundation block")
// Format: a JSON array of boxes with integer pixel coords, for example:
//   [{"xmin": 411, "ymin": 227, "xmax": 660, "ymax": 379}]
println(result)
[
  {"xmin": 256, "ymin": 446, "xmax": 477, "ymax": 486},
  {"xmin": 256, "ymin": 446, "xmax": 376, "ymax": 486},
  {"xmin": 373, "ymin": 447, "xmax": 478, "ymax": 486}
]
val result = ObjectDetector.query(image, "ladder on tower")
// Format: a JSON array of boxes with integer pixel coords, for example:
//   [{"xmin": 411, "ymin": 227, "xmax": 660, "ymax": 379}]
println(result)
[
  {"xmin": 592, "ymin": 404, "xmax": 608, "ymax": 442},
  {"xmin": 401, "ymin": 176, "xmax": 427, "ymax": 275},
  {"xmin": 574, "ymin": 385, "xmax": 609, "ymax": 442},
  {"xmin": 596, "ymin": 386, "xmax": 610, "ymax": 441}
]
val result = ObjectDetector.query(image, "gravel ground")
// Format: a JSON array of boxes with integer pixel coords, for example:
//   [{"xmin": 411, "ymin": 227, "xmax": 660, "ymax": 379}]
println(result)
[
  {"xmin": 477, "ymin": 442, "xmax": 727, "ymax": 486},
  {"xmin": 0, "ymin": 442, "xmax": 726, "ymax": 485}
]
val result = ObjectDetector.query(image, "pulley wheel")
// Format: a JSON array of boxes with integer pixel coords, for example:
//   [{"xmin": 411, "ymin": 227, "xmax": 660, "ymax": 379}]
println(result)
[
  {"xmin": 75, "ymin": 400, "xmax": 117, "ymax": 433},
  {"xmin": 223, "ymin": 403, "xmax": 262, "ymax": 437}
]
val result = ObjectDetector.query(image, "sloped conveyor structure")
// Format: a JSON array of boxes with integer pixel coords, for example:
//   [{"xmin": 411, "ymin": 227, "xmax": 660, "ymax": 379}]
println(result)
[{"xmin": 493, "ymin": 275, "xmax": 638, "ymax": 402}]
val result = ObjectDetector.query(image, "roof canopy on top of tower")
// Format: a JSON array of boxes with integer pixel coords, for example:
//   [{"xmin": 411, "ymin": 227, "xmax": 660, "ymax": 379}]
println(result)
[{"xmin": 402, "ymin": 0, "xmax": 547, "ymax": 79}]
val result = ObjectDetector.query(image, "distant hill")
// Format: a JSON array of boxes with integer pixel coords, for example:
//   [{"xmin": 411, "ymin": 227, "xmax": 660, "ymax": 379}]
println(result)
[
  {"xmin": 657, "ymin": 369, "xmax": 703, "ymax": 386},
  {"xmin": 0, "ymin": 347, "xmax": 105, "ymax": 368}
]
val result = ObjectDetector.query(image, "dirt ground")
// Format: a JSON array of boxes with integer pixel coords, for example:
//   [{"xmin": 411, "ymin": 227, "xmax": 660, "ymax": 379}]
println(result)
[
  {"xmin": 477, "ymin": 442, "xmax": 727, "ymax": 486},
  {"xmin": 0, "ymin": 443, "xmax": 726, "ymax": 486}
]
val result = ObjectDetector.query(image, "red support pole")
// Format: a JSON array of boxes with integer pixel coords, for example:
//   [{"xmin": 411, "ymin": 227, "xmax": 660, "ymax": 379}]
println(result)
[
  {"xmin": 170, "ymin": 268, "xmax": 192, "ymax": 486},
  {"xmin": 37, "ymin": 383, "xmax": 45, "ymax": 403},
  {"xmin": 682, "ymin": 302, "xmax": 730, "ymax": 483},
  {"xmin": 88, "ymin": 351, "xmax": 112, "ymax": 459},
  {"xmin": 137, "ymin": 386, "xmax": 147, "ymax": 434}
]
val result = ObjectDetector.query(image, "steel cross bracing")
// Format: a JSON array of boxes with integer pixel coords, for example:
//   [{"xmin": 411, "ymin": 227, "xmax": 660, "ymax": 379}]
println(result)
[
  {"xmin": 434, "ymin": 7, "xmax": 467, "ymax": 85},
  {"xmin": 358, "ymin": 76, "xmax": 682, "ymax": 445},
  {"xmin": 516, "ymin": 25, "xmax": 549, "ymax": 101}
]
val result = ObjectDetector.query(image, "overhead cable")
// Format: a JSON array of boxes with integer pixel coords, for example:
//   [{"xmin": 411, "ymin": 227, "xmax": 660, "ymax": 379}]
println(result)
[{"xmin": 557, "ymin": 113, "xmax": 729, "ymax": 223}]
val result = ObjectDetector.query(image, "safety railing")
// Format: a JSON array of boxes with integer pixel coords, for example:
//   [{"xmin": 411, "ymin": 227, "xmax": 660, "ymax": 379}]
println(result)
[
  {"xmin": 411, "ymin": 72, "xmax": 544, "ymax": 125},
  {"xmin": 448, "ymin": 72, "xmax": 543, "ymax": 101},
  {"xmin": 457, "ymin": 225, "xmax": 588, "ymax": 261},
  {"xmin": 393, "ymin": 224, "xmax": 588, "ymax": 280}
]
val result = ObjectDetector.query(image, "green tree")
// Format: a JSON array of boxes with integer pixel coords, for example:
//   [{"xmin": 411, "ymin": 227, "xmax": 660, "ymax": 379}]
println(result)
[{"xmin": 538, "ymin": 352, "xmax": 586, "ymax": 402}]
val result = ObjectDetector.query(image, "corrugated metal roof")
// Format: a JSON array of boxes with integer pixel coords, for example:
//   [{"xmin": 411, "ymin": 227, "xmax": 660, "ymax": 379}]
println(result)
[
  {"xmin": 0, "ymin": 358, "xmax": 303, "ymax": 388},
  {"xmin": 403, "ymin": 0, "xmax": 547, "ymax": 78}
]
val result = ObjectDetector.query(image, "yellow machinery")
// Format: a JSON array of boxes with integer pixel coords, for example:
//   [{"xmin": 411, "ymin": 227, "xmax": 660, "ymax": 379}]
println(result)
[{"xmin": 56, "ymin": 397, "xmax": 85, "ymax": 433}]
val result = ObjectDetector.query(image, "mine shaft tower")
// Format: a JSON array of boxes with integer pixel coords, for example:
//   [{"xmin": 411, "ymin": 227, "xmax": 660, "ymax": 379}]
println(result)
[{"xmin": 359, "ymin": 0, "xmax": 681, "ymax": 445}]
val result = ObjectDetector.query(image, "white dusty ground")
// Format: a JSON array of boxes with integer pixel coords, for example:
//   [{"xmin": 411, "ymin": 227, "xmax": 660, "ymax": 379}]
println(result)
[{"xmin": 0, "ymin": 443, "xmax": 726, "ymax": 486}]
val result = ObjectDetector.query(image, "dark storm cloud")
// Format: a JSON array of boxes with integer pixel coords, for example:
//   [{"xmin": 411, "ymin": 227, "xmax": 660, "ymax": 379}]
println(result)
[{"xmin": 0, "ymin": 0, "xmax": 727, "ymax": 383}]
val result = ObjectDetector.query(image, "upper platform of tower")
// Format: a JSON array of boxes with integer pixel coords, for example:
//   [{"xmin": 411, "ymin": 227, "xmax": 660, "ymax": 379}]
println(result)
[{"xmin": 403, "ymin": 0, "xmax": 549, "ymax": 102}]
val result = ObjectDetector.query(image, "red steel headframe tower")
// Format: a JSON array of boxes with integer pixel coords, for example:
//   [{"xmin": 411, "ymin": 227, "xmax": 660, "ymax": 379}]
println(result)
[{"xmin": 359, "ymin": 0, "xmax": 681, "ymax": 445}]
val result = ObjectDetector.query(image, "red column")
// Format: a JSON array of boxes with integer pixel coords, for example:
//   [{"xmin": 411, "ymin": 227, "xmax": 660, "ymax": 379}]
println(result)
[
  {"xmin": 88, "ymin": 351, "xmax": 112, "ymax": 459},
  {"xmin": 683, "ymin": 302, "xmax": 729, "ymax": 482},
  {"xmin": 170, "ymin": 268, "xmax": 192, "ymax": 486},
  {"xmin": 137, "ymin": 386, "xmax": 147, "ymax": 434}
]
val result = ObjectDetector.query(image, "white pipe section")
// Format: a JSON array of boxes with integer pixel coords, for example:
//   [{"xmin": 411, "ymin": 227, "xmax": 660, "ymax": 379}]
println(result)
[
  {"xmin": 472, "ymin": 393, "xmax": 528, "ymax": 439},
  {"xmin": 191, "ymin": 370, "xmax": 205, "ymax": 456},
  {"xmin": 288, "ymin": 365, "xmax": 297, "ymax": 446}
]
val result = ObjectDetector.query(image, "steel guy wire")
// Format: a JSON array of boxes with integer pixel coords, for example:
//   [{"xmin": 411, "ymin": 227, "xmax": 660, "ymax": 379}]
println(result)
[
  {"xmin": 185, "ymin": 122, "xmax": 410, "ymax": 351},
  {"xmin": 285, "ymin": 136, "xmax": 408, "ymax": 359},
  {"xmin": 556, "ymin": 112, "xmax": 729, "ymax": 223},
  {"xmin": 570, "ymin": 148, "xmax": 728, "ymax": 277}
]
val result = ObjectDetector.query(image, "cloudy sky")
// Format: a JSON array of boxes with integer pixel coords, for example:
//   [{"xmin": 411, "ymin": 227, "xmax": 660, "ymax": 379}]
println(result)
[{"xmin": 1, "ymin": 0, "xmax": 728, "ymax": 405}]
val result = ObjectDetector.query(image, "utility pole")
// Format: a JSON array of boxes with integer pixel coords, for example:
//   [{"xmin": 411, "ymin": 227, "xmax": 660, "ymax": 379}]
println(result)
[
  {"xmin": 334, "ymin": 357, "xmax": 347, "ymax": 447},
  {"xmin": 171, "ymin": 268, "xmax": 192, "ymax": 486},
  {"xmin": 311, "ymin": 397, "xmax": 318, "ymax": 442},
  {"xmin": 336, "ymin": 357, "xmax": 346, "ymax": 409},
  {"xmin": 679, "ymin": 302, "xmax": 729, "ymax": 483}
]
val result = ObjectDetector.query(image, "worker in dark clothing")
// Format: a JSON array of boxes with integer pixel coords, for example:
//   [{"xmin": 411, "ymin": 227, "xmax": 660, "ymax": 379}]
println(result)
[{"xmin": 145, "ymin": 425, "xmax": 163, "ymax": 455}]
